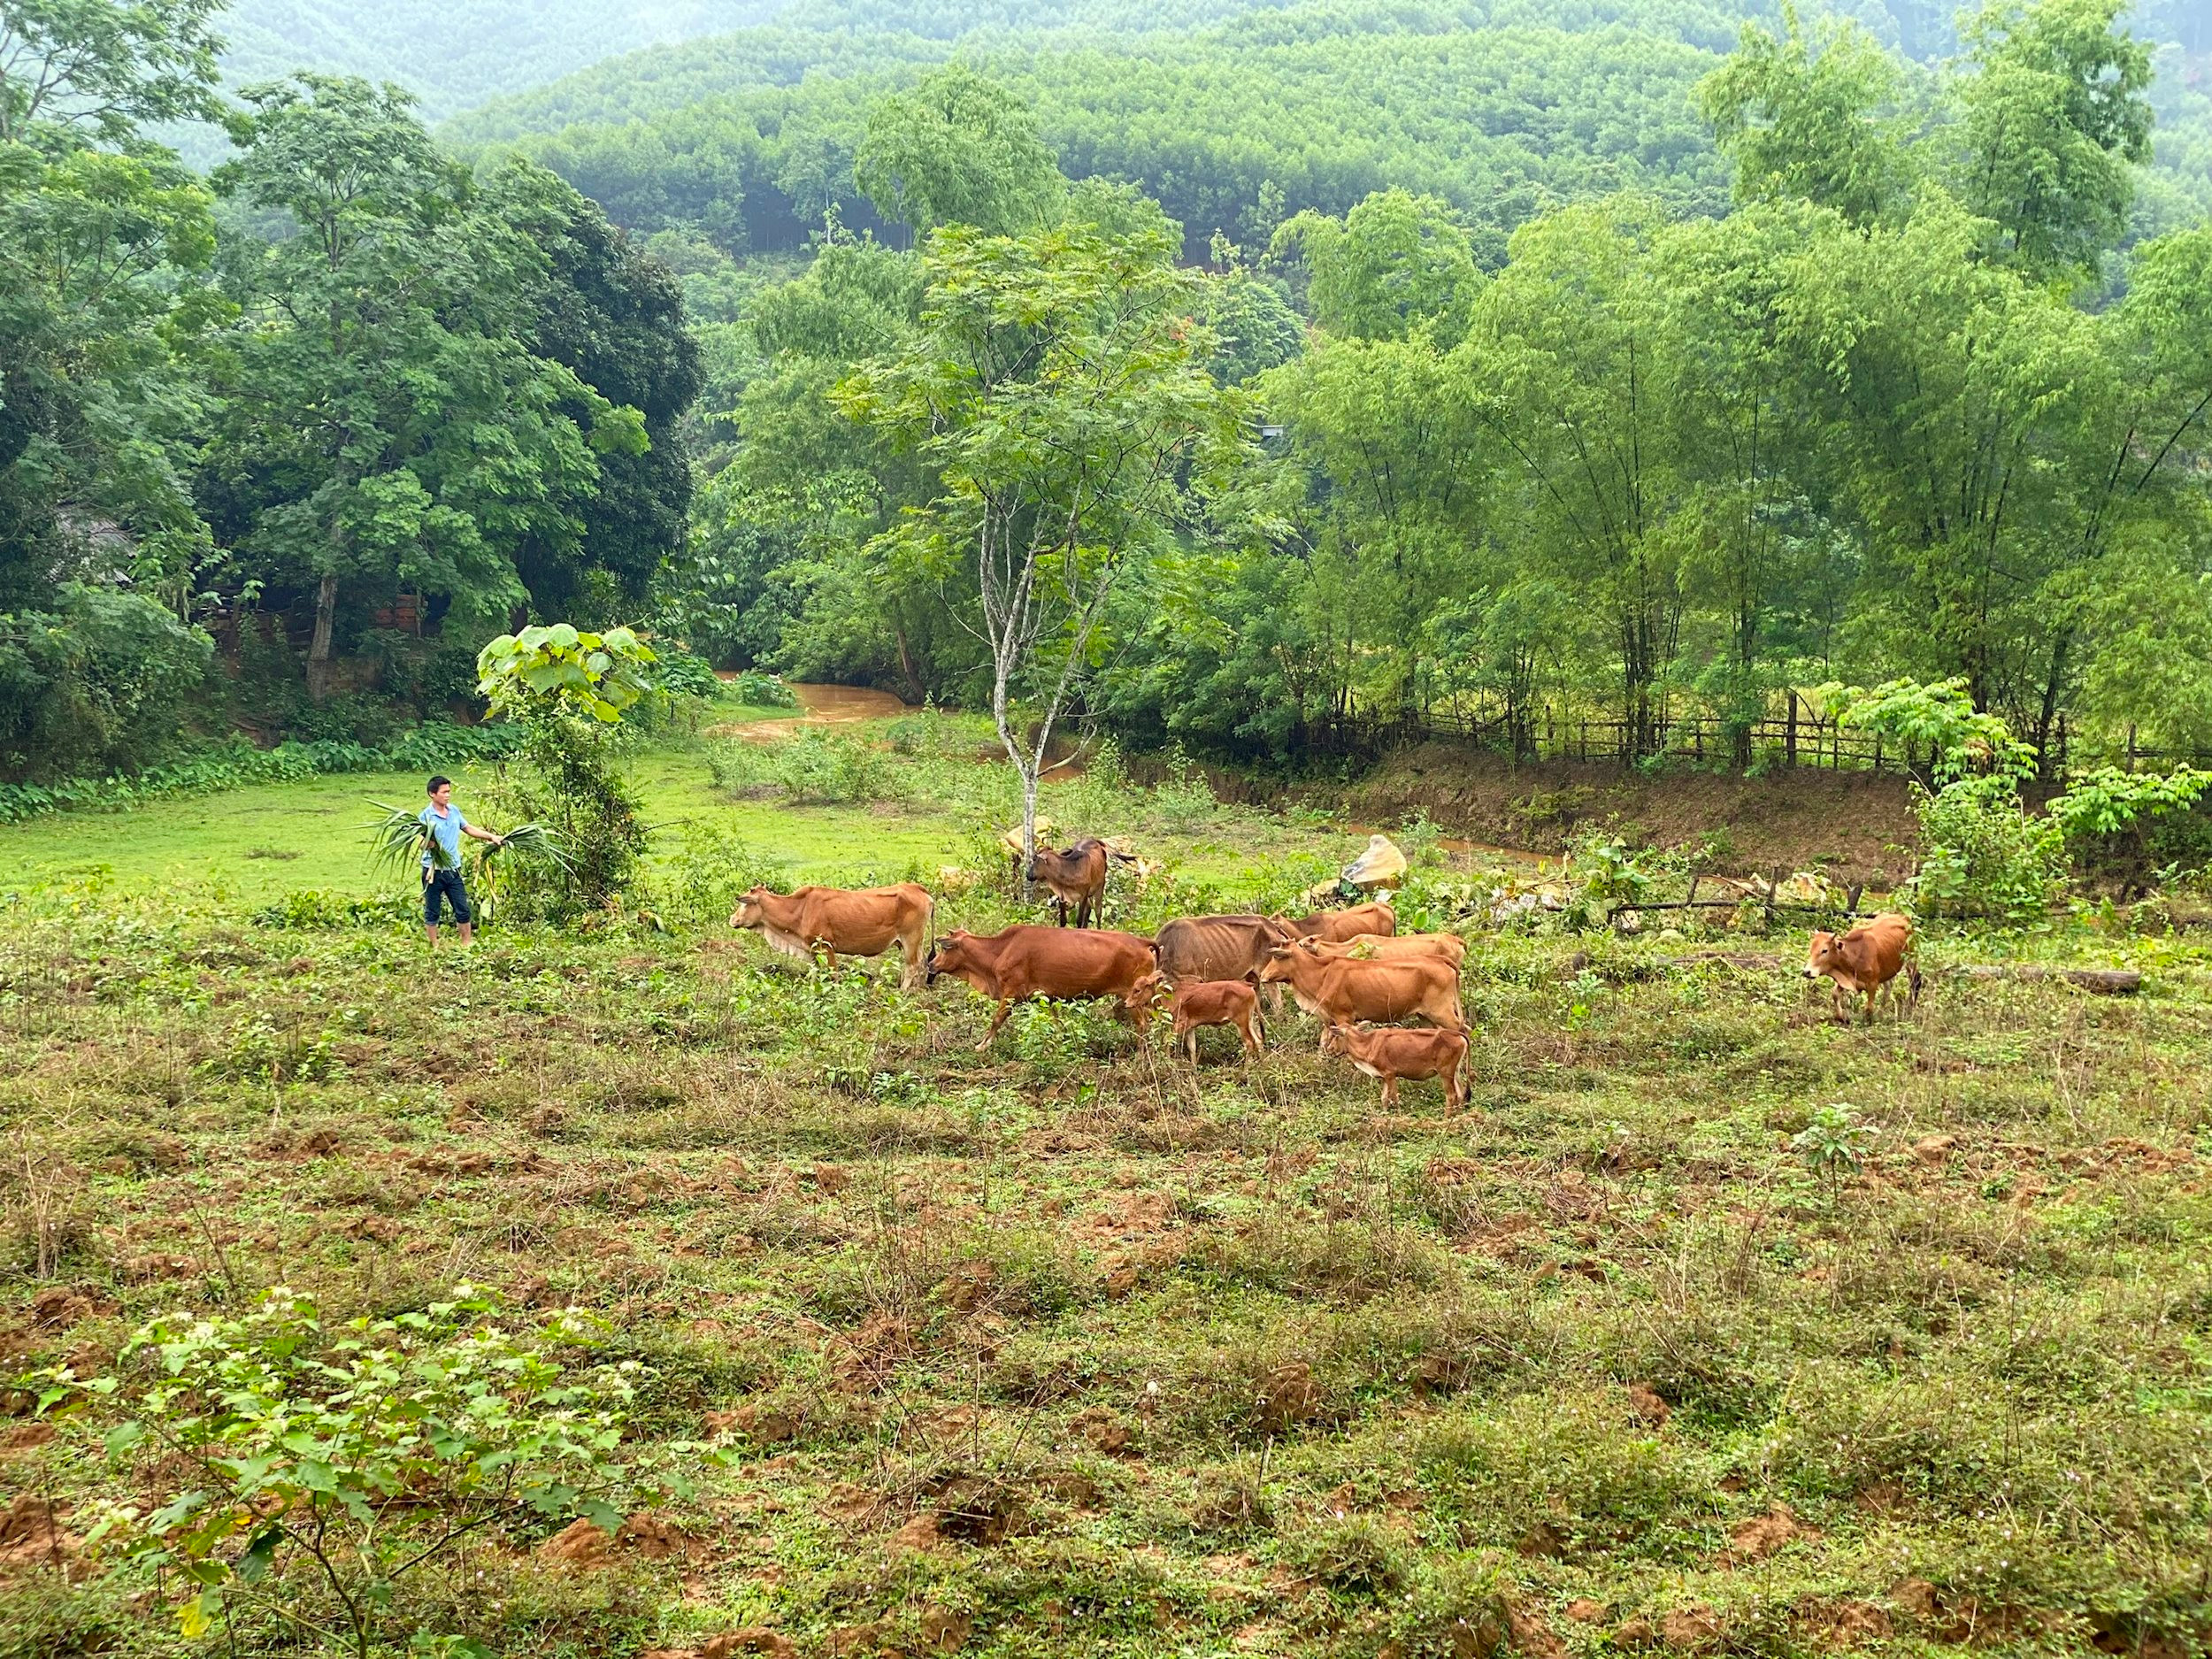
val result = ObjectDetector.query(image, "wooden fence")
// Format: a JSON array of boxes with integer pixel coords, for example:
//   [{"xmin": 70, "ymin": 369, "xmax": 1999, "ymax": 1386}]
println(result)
[{"xmin": 1299, "ymin": 696, "xmax": 2212, "ymax": 782}]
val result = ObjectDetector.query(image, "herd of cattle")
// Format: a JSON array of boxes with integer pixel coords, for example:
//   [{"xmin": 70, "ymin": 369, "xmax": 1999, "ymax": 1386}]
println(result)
[{"xmin": 729, "ymin": 860, "xmax": 1922, "ymax": 1110}]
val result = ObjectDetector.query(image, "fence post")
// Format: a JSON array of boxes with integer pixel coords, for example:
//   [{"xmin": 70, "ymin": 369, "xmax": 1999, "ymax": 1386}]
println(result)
[
  {"xmin": 1579, "ymin": 719, "xmax": 1587, "ymax": 762},
  {"xmin": 1785, "ymin": 693, "xmax": 1798, "ymax": 767},
  {"xmin": 2127, "ymin": 723, "xmax": 2137, "ymax": 772},
  {"xmin": 1872, "ymin": 733, "xmax": 1883, "ymax": 774}
]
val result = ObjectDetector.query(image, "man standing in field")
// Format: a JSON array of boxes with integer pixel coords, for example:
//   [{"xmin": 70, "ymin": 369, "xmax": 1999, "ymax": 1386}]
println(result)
[{"xmin": 420, "ymin": 775, "xmax": 504, "ymax": 946}]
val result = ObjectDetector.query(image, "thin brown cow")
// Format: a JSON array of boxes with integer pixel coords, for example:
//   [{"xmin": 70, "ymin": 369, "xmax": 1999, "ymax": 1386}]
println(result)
[
  {"xmin": 730, "ymin": 884, "xmax": 934, "ymax": 989},
  {"xmin": 1804, "ymin": 912, "xmax": 1921, "ymax": 1025},
  {"xmin": 926, "ymin": 926, "xmax": 1158, "ymax": 1048},
  {"xmin": 1323, "ymin": 1023, "xmax": 1470, "ymax": 1110}
]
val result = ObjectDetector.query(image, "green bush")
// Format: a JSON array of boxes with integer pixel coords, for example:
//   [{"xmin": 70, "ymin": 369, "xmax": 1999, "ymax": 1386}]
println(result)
[
  {"xmin": 1906, "ymin": 774, "xmax": 2068, "ymax": 918},
  {"xmin": 73, "ymin": 1287, "xmax": 655, "ymax": 1655},
  {"xmin": 730, "ymin": 667, "xmax": 798, "ymax": 708},
  {"xmin": 708, "ymin": 729, "xmax": 897, "ymax": 805},
  {"xmin": 2047, "ymin": 764, "xmax": 2212, "ymax": 887},
  {"xmin": 0, "ymin": 585, "xmax": 212, "ymax": 783}
]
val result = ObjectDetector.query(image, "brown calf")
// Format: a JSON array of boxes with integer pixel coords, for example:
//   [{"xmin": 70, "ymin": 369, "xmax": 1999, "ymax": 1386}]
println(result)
[
  {"xmin": 1804, "ymin": 912, "xmax": 1921, "ymax": 1025},
  {"xmin": 1323, "ymin": 1024, "xmax": 1470, "ymax": 1110},
  {"xmin": 926, "ymin": 925, "xmax": 1157, "ymax": 1048},
  {"xmin": 1153, "ymin": 976, "xmax": 1266, "ymax": 1063},
  {"xmin": 1027, "ymin": 837, "xmax": 1120, "ymax": 927},
  {"xmin": 731, "ymin": 884, "xmax": 934, "ymax": 989}
]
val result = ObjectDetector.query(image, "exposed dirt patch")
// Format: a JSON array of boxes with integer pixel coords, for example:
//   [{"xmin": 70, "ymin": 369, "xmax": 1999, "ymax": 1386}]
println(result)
[{"xmin": 1343, "ymin": 744, "xmax": 1917, "ymax": 881}]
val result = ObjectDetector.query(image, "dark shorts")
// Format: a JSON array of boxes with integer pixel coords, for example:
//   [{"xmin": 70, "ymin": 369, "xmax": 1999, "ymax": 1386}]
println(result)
[{"xmin": 424, "ymin": 867, "xmax": 472, "ymax": 925}]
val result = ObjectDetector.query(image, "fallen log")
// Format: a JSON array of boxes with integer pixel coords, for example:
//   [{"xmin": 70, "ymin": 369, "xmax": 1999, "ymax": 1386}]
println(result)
[{"xmin": 1948, "ymin": 965, "xmax": 2141, "ymax": 995}]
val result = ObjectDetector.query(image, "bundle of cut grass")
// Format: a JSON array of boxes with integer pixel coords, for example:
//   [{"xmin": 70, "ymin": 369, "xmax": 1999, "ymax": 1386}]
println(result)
[
  {"xmin": 477, "ymin": 822, "xmax": 570, "ymax": 874},
  {"xmin": 366, "ymin": 803, "xmax": 451, "ymax": 874},
  {"xmin": 466, "ymin": 821, "xmax": 570, "ymax": 923}
]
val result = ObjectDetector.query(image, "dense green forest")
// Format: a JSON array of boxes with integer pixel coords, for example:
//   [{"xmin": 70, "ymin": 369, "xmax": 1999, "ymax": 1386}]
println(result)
[
  {"xmin": 449, "ymin": 0, "xmax": 2212, "ymax": 255},
  {"xmin": 4, "ymin": 0, "xmax": 2211, "ymax": 795}
]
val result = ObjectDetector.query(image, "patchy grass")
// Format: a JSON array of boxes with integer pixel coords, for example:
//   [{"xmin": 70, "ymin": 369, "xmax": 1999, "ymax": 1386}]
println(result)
[{"xmin": 2, "ymin": 739, "xmax": 2208, "ymax": 1658}]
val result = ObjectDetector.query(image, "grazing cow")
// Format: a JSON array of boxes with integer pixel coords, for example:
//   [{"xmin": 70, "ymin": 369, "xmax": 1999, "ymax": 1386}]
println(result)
[
  {"xmin": 1026, "ymin": 837, "xmax": 1125, "ymax": 927},
  {"xmin": 926, "ymin": 926, "xmax": 1158, "ymax": 1048},
  {"xmin": 1156, "ymin": 913, "xmax": 1295, "ymax": 1011},
  {"xmin": 1283, "ymin": 902, "xmax": 1397, "ymax": 943},
  {"xmin": 730, "ymin": 884, "xmax": 934, "ymax": 989},
  {"xmin": 1257, "ymin": 945, "xmax": 1465, "ymax": 1048},
  {"xmin": 1804, "ymin": 912, "xmax": 1921, "ymax": 1025},
  {"xmin": 1148, "ymin": 976, "xmax": 1266, "ymax": 1063},
  {"xmin": 1301, "ymin": 931, "xmax": 1467, "ymax": 970},
  {"xmin": 1323, "ymin": 1023, "xmax": 1470, "ymax": 1110}
]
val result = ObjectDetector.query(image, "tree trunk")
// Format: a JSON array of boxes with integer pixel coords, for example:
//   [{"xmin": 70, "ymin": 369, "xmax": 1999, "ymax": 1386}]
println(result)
[{"xmin": 306, "ymin": 572, "xmax": 339, "ymax": 703}]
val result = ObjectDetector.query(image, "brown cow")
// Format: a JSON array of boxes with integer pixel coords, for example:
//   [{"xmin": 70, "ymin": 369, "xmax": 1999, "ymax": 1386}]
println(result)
[
  {"xmin": 1283, "ymin": 902, "xmax": 1397, "ymax": 943},
  {"xmin": 730, "ymin": 884, "xmax": 934, "ymax": 989},
  {"xmin": 1026, "ymin": 837, "xmax": 1125, "ymax": 927},
  {"xmin": 1302, "ymin": 931, "xmax": 1467, "ymax": 970},
  {"xmin": 1142, "ymin": 975, "xmax": 1266, "ymax": 1064},
  {"xmin": 1323, "ymin": 1023, "xmax": 1470, "ymax": 1110},
  {"xmin": 1257, "ymin": 944, "xmax": 1465, "ymax": 1048},
  {"xmin": 1156, "ymin": 914, "xmax": 1294, "ymax": 1011},
  {"xmin": 1804, "ymin": 913, "xmax": 1921, "ymax": 1025},
  {"xmin": 926, "ymin": 926, "xmax": 1157, "ymax": 1048}
]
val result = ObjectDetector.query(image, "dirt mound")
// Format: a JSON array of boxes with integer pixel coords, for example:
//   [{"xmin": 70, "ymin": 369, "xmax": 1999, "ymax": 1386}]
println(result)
[{"xmin": 1345, "ymin": 744, "xmax": 1917, "ymax": 882}]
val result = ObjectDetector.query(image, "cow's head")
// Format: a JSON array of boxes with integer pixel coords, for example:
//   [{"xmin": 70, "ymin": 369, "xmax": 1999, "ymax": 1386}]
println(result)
[
  {"xmin": 1256, "ymin": 946, "xmax": 1300, "ymax": 984},
  {"xmin": 729, "ymin": 887, "xmax": 778, "ymax": 932},
  {"xmin": 1125, "ymin": 969, "xmax": 1168, "ymax": 1011},
  {"xmin": 1320, "ymin": 1023, "xmax": 1352, "ymax": 1057},
  {"xmin": 926, "ymin": 929, "xmax": 976, "ymax": 987},
  {"xmin": 1804, "ymin": 930, "xmax": 1839, "ymax": 979}
]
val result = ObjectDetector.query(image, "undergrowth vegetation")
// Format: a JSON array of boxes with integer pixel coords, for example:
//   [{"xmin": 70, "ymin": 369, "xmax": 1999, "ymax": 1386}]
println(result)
[{"xmin": 1, "ymin": 735, "xmax": 2208, "ymax": 1658}]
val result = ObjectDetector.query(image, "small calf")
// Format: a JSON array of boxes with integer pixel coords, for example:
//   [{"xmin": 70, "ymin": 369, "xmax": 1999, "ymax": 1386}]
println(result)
[
  {"xmin": 1805, "ymin": 912, "xmax": 1921, "ymax": 1025},
  {"xmin": 1322, "ymin": 1023, "xmax": 1470, "ymax": 1110},
  {"xmin": 1162, "ymin": 977, "xmax": 1265, "ymax": 1064}
]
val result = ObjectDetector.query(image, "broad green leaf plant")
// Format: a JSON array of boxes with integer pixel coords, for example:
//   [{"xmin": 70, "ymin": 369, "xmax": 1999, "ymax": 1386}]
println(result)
[
  {"xmin": 72, "ymin": 1286, "xmax": 657, "ymax": 1656},
  {"xmin": 475, "ymin": 623, "xmax": 659, "ymax": 724}
]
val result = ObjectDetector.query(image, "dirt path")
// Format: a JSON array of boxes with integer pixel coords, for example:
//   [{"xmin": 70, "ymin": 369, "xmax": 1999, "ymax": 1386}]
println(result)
[{"xmin": 714, "ymin": 680, "xmax": 916, "ymax": 741}]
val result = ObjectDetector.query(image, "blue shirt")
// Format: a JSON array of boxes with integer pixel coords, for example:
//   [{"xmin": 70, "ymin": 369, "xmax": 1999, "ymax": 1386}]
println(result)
[{"xmin": 419, "ymin": 802, "xmax": 467, "ymax": 871}]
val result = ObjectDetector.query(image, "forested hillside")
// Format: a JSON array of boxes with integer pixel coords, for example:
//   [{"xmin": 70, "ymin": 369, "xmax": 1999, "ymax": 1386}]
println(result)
[
  {"xmin": 209, "ymin": 0, "xmax": 794, "ymax": 121},
  {"xmin": 449, "ymin": 0, "xmax": 2212, "ymax": 254}
]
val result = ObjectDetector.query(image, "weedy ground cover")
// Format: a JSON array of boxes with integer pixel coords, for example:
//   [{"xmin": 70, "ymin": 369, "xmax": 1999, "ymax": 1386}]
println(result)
[{"xmin": 1, "ymin": 733, "xmax": 2207, "ymax": 1658}]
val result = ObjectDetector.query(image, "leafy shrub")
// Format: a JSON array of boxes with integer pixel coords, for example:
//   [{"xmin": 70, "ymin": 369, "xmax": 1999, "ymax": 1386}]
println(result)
[
  {"xmin": 75, "ymin": 1287, "xmax": 655, "ymax": 1655},
  {"xmin": 659, "ymin": 825, "xmax": 787, "ymax": 928},
  {"xmin": 1570, "ymin": 833, "xmax": 1657, "ymax": 903},
  {"xmin": 709, "ymin": 731, "xmax": 896, "ymax": 805},
  {"xmin": 2047, "ymin": 764, "xmax": 2212, "ymax": 887},
  {"xmin": 730, "ymin": 668, "xmax": 798, "ymax": 708},
  {"xmin": 1906, "ymin": 774, "xmax": 2067, "ymax": 918},
  {"xmin": 1149, "ymin": 747, "xmax": 1218, "ymax": 833},
  {"xmin": 0, "ymin": 584, "xmax": 213, "ymax": 784}
]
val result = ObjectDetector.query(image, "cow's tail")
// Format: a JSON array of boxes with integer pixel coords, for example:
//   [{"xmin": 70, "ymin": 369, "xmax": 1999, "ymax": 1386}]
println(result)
[{"xmin": 1905, "ymin": 960, "xmax": 1924, "ymax": 1010}]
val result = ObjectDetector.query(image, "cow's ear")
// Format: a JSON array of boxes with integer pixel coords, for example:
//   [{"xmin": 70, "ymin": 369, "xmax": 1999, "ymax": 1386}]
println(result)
[{"xmin": 1242, "ymin": 968, "xmax": 1260, "ymax": 984}]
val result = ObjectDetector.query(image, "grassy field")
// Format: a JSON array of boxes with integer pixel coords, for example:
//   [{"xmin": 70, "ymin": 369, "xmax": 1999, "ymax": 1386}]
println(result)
[{"xmin": 3, "ymin": 717, "xmax": 2208, "ymax": 1659}]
